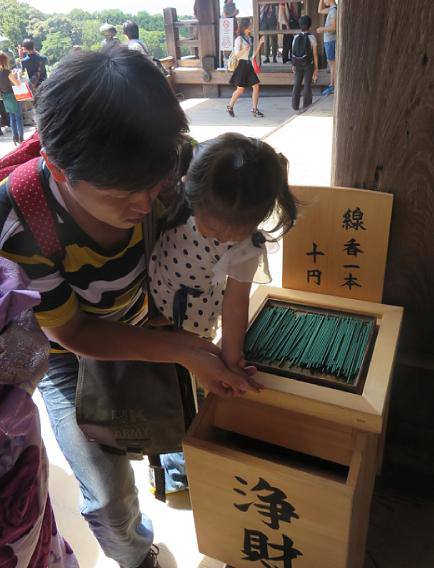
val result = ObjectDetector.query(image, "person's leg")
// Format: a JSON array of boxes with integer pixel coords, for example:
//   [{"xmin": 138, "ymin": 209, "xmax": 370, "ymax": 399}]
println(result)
[
  {"xmin": 271, "ymin": 33, "xmax": 278, "ymax": 62},
  {"xmin": 15, "ymin": 105, "xmax": 24, "ymax": 142},
  {"xmin": 292, "ymin": 67, "xmax": 303, "ymax": 110},
  {"xmin": 323, "ymin": 41, "xmax": 336, "ymax": 94},
  {"xmin": 228, "ymin": 86, "xmax": 245, "ymax": 111},
  {"xmin": 264, "ymin": 35, "xmax": 271, "ymax": 62},
  {"xmin": 9, "ymin": 112, "xmax": 18, "ymax": 143},
  {"xmin": 282, "ymin": 29, "xmax": 291, "ymax": 63},
  {"xmin": 39, "ymin": 353, "xmax": 153, "ymax": 568},
  {"xmin": 302, "ymin": 65, "xmax": 314, "ymax": 109},
  {"xmin": 251, "ymin": 84, "xmax": 263, "ymax": 116}
]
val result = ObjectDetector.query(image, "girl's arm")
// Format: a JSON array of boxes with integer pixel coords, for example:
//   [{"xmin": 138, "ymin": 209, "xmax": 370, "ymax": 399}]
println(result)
[
  {"xmin": 8, "ymin": 71, "xmax": 20, "ymax": 86},
  {"xmin": 253, "ymin": 37, "xmax": 265, "ymax": 59},
  {"xmin": 221, "ymin": 277, "xmax": 252, "ymax": 372}
]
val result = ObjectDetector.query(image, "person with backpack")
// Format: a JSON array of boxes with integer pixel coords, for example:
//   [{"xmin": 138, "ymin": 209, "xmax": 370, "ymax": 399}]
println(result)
[
  {"xmin": 227, "ymin": 18, "xmax": 265, "ymax": 118},
  {"xmin": 317, "ymin": 0, "xmax": 337, "ymax": 95},
  {"xmin": 0, "ymin": 47, "xmax": 258, "ymax": 568},
  {"xmin": 291, "ymin": 16, "xmax": 319, "ymax": 111},
  {"xmin": 0, "ymin": 51, "xmax": 24, "ymax": 145}
]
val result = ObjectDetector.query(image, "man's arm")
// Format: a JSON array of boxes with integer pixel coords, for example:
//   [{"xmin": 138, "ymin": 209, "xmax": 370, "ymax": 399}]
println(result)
[
  {"xmin": 313, "ymin": 41, "xmax": 319, "ymax": 81},
  {"xmin": 318, "ymin": 0, "xmax": 329, "ymax": 15},
  {"xmin": 45, "ymin": 308, "xmax": 259, "ymax": 396}
]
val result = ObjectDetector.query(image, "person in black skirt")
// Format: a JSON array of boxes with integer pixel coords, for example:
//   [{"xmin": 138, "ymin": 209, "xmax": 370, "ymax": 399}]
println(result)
[{"xmin": 227, "ymin": 18, "xmax": 265, "ymax": 118}]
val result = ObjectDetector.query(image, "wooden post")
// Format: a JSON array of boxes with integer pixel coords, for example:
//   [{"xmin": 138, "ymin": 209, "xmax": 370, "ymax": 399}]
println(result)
[
  {"xmin": 332, "ymin": 0, "xmax": 434, "ymax": 356},
  {"xmin": 164, "ymin": 7, "xmax": 181, "ymax": 62},
  {"xmin": 195, "ymin": 0, "xmax": 219, "ymax": 70}
]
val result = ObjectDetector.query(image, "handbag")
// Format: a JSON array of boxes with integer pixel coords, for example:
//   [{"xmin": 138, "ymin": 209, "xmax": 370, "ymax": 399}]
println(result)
[
  {"xmin": 75, "ymin": 205, "xmax": 196, "ymax": 459},
  {"xmin": 12, "ymin": 82, "xmax": 33, "ymax": 102},
  {"xmin": 6, "ymin": 158, "xmax": 195, "ymax": 463},
  {"xmin": 227, "ymin": 50, "xmax": 239, "ymax": 72}
]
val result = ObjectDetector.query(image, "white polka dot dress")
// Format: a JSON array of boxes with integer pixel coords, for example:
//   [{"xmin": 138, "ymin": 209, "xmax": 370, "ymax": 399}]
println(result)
[{"xmin": 149, "ymin": 216, "xmax": 271, "ymax": 338}]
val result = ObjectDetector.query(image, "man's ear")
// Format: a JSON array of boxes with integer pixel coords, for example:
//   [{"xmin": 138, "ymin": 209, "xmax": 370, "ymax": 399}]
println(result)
[{"xmin": 40, "ymin": 149, "xmax": 67, "ymax": 183}]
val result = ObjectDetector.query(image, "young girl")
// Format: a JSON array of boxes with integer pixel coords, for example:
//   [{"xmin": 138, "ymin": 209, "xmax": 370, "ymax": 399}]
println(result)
[
  {"xmin": 149, "ymin": 133, "xmax": 297, "ymax": 379},
  {"xmin": 0, "ymin": 51, "xmax": 24, "ymax": 145},
  {"xmin": 227, "ymin": 18, "xmax": 265, "ymax": 118}
]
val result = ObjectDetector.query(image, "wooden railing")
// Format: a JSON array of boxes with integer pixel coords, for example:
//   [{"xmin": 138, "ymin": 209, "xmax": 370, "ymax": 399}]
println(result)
[{"xmin": 164, "ymin": 8, "xmax": 200, "ymax": 67}]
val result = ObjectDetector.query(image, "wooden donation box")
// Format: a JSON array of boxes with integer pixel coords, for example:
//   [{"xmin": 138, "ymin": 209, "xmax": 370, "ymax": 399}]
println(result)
[{"xmin": 184, "ymin": 187, "xmax": 403, "ymax": 568}]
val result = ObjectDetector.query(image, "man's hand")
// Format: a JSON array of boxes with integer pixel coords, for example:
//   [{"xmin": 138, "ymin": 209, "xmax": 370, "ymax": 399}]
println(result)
[
  {"xmin": 189, "ymin": 349, "xmax": 262, "ymax": 397},
  {"xmin": 292, "ymin": 65, "xmax": 296, "ymax": 73},
  {"xmin": 313, "ymin": 69, "xmax": 319, "ymax": 82},
  {"xmin": 316, "ymin": 26, "xmax": 325, "ymax": 33}
]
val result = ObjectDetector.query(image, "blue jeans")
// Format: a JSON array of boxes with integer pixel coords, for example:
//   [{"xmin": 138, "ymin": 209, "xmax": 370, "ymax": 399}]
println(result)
[
  {"xmin": 9, "ymin": 110, "xmax": 24, "ymax": 141},
  {"xmin": 39, "ymin": 353, "xmax": 153, "ymax": 568},
  {"xmin": 324, "ymin": 40, "xmax": 336, "ymax": 62}
]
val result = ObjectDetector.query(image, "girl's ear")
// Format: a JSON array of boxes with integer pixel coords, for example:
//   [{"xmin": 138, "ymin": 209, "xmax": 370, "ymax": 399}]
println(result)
[{"xmin": 40, "ymin": 149, "xmax": 67, "ymax": 183}]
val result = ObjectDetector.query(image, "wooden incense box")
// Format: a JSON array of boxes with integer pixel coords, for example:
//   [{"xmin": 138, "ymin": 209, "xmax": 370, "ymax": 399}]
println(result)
[{"xmin": 184, "ymin": 285, "xmax": 403, "ymax": 568}]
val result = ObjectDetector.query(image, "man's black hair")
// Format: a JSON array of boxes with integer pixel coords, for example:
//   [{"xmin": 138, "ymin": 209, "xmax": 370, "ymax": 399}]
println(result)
[
  {"xmin": 22, "ymin": 39, "xmax": 35, "ymax": 51},
  {"xmin": 35, "ymin": 47, "xmax": 188, "ymax": 191},
  {"xmin": 300, "ymin": 15, "xmax": 312, "ymax": 31},
  {"xmin": 123, "ymin": 21, "xmax": 139, "ymax": 40}
]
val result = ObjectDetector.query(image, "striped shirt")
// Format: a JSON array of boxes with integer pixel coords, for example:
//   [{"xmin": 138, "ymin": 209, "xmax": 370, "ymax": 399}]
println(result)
[{"xmin": 0, "ymin": 162, "xmax": 149, "ymax": 353}]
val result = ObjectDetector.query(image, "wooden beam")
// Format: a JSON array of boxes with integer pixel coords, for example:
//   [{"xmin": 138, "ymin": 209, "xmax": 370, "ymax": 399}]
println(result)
[
  {"xmin": 173, "ymin": 67, "xmax": 330, "ymax": 86},
  {"xmin": 332, "ymin": 0, "xmax": 434, "ymax": 353},
  {"xmin": 163, "ymin": 7, "xmax": 181, "ymax": 61}
]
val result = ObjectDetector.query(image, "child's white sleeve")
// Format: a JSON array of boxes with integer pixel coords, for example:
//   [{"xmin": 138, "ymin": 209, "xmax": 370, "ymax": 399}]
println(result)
[{"xmin": 211, "ymin": 231, "xmax": 272, "ymax": 285}]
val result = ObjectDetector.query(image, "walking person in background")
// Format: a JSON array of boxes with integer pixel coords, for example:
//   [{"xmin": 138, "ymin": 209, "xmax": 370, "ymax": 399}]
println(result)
[
  {"xmin": 222, "ymin": 0, "xmax": 239, "ymax": 19},
  {"xmin": 317, "ymin": 0, "xmax": 337, "ymax": 95},
  {"xmin": 279, "ymin": 2, "xmax": 299, "ymax": 64},
  {"xmin": 20, "ymin": 39, "xmax": 47, "ymax": 92},
  {"xmin": 291, "ymin": 16, "xmax": 318, "ymax": 111},
  {"xmin": 259, "ymin": 3, "xmax": 278, "ymax": 63},
  {"xmin": 123, "ymin": 20, "xmax": 150, "ymax": 57},
  {"xmin": 0, "ymin": 51, "xmax": 24, "ymax": 144},
  {"xmin": 227, "ymin": 18, "xmax": 265, "ymax": 118}
]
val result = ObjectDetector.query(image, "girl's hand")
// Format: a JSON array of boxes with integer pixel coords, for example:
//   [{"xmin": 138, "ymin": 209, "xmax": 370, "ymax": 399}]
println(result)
[
  {"xmin": 313, "ymin": 69, "xmax": 319, "ymax": 82},
  {"xmin": 222, "ymin": 355, "xmax": 263, "ymax": 394},
  {"xmin": 187, "ymin": 349, "xmax": 260, "ymax": 397}
]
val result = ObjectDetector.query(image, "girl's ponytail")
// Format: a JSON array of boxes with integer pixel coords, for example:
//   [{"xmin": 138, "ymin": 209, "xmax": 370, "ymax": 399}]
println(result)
[{"xmin": 270, "ymin": 153, "xmax": 298, "ymax": 237}]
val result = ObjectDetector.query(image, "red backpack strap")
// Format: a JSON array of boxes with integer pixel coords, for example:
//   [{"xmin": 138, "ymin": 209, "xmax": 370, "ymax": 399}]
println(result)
[
  {"xmin": 8, "ymin": 157, "xmax": 63, "ymax": 259},
  {"xmin": 0, "ymin": 131, "xmax": 41, "ymax": 182}
]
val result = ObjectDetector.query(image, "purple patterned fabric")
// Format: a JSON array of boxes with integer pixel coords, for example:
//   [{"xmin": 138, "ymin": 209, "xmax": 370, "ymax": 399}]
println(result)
[{"xmin": 0, "ymin": 258, "xmax": 78, "ymax": 567}]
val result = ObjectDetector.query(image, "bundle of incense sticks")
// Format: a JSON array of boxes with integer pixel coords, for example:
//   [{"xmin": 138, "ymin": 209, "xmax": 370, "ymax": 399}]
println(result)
[{"xmin": 244, "ymin": 305, "xmax": 375, "ymax": 384}]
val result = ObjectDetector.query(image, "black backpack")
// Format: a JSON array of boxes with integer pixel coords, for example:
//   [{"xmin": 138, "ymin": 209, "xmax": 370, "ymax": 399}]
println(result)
[{"xmin": 292, "ymin": 33, "xmax": 313, "ymax": 68}]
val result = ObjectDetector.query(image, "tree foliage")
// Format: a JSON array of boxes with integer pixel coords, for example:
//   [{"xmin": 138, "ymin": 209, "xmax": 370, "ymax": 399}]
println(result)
[{"xmin": 0, "ymin": 0, "xmax": 172, "ymax": 64}]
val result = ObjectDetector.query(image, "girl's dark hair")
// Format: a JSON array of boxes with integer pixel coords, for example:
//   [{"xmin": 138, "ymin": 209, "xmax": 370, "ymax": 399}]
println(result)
[
  {"xmin": 183, "ymin": 133, "xmax": 297, "ymax": 238},
  {"xmin": 35, "ymin": 46, "xmax": 188, "ymax": 191},
  {"xmin": 237, "ymin": 18, "xmax": 251, "ymax": 36},
  {"xmin": 0, "ymin": 52, "xmax": 10, "ymax": 69},
  {"xmin": 123, "ymin": 20, "xmax": 139, "ymax": 39}
]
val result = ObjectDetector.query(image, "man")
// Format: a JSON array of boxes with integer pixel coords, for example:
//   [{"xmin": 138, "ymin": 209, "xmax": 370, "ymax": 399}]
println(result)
[
  {"xmin": 278, "ymin": 2, "xmax": 299, "ymax": 64},
  {"xmin": 317, "ymin": 0, "xmax": 337, "ymax": 95},
  {"xmin": 100, "ymin": 22, "xmax": 120, "ymax": 47},
  {"xmin": 260, "ymin": 4, "xmax": 278, "ymax": 64},
  {"xmin": 0, "ymin": 48, "xmax": 257, "ymax": 567},
  {"xmin": 291, "ymin": 15, "xmax": 319, "ymax": 111},
  {"xmin": 20, "ymin": 38, "xmax": 47, "ymax": 91}
]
